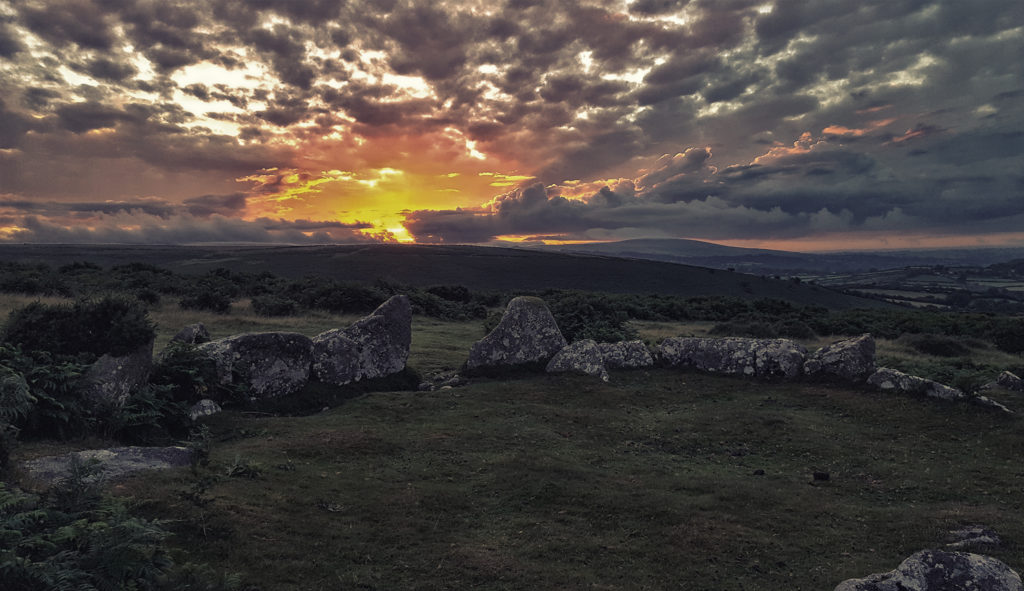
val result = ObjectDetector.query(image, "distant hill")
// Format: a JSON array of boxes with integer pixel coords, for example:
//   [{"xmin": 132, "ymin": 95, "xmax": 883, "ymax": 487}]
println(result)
[
  {"xmin": 0, "ymin": 243, "xmax": 887, "ymax": 309},
  {"xmin": 537, "ymin": 239, "xmax": 1024, "ymax": 274}
]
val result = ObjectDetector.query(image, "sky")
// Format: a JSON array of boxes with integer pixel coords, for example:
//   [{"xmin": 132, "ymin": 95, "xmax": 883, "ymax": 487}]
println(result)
[{"xmin": 0, "ymin": 0, "xmax": 1021, "ymax": 251}]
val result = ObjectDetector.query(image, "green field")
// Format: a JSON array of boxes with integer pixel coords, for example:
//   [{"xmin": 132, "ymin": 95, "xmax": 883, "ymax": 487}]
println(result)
[{"xmin": 7, "ymin": 308, "xmax": 1021, "ymax": 590}]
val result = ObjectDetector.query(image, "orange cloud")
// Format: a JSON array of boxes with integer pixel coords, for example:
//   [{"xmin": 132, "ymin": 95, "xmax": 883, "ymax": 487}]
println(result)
[{"xmin": 822, "ymin": 118, "xmax": 896, "ymax": 137}]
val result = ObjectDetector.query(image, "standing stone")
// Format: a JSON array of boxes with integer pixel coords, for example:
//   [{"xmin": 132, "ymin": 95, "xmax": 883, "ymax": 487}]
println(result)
[
  {"xmin": 466, "ymin": 297, "xmax": 567, "ymax": 370},
  {"xmin": 312, "ymin": 295, "xmax": 412, "ymax": 385},
  {"xmin": 834, "ymin": 549, "xmax": 1023, "ymax": 591},
  {"xmin": 659, "ymin": 337, "xmax": 807, "ymax": 379},
  {"xmin": 804, "ymin": 334, "xmax": 876, "ymax": 382},
  {"xmin": 546, "ymin": 340, "xmax": 609, "ymax": 381},
  {"xmin": 198, "ymin": 332, "xmax": 313, "ymax": 399},
  {"xmin": 81, "ymin": 340, "xmax": 154, "ymax": 407},
  {"xmin": 598, "ymin": 341, "xmax": 654, "ymax": 369}
]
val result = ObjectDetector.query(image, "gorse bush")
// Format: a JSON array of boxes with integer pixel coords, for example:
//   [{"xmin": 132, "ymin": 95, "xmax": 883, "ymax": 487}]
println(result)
[{"xmin": 3, "ymin": 296, "xmax": 155, "ymax": 357}]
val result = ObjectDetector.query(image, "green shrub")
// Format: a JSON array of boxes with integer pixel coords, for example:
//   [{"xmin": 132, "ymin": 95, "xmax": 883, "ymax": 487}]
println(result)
[
  {"xmin": 250, "ymin": 294, "xmax": 298, "ymax": 316},
  {"xmin": 901, "ymin": 334, "xmax": 972, "ymax": 357},
  {"xmin": 546, "ymin": 291, "xmax": 638, "ymax": 343},
  {"xmin": 3, "ymin": 296, "xmax": 155, "ymax": 357},
  {"xmin": 991, "ymin": 320, "xmax": 1024, "ymax": 355},
  {"xmin": 150, "ymin": 342, "xmax": 229, "ymax": 405},
  {"xmin": 179, "ymin": 290, "xmax": 233, "ymax": 314},
  {"xmin": 426, "ymin": 284, "xmax": 473, "ymax": 303}
]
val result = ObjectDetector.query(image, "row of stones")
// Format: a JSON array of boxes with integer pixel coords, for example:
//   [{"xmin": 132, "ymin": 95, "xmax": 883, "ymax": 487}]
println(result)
[
  {"xmin": 83, "ymin": 295, "xmax": 413, "ymax": 409},
  {"xmin": 464, "ymin": 297, "xmax": 1022, "ymax": 412}
]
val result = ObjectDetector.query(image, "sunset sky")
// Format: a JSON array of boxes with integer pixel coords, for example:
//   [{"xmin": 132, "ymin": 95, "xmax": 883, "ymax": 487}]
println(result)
[{"xmin": 0, "ymin": 0, "xmax": 1021, "ymax": 250}]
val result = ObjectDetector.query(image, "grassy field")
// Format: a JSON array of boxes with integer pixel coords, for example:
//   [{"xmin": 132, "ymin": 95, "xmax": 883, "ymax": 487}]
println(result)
[{"xmin": 6, "ymin": 296, "xmax": 1024, "ymax": 589}]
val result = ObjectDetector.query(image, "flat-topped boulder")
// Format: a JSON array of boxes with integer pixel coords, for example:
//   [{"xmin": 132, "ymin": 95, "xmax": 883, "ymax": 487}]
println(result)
[
  {"xmin": 198, "ymin": 332, "xmax": 313, "ymax": 399},
  {"xmin": 546, "ymin": 340, "xmax": 609, "ymax": 381},
  {"xmin": 313, "ymin": 295, "xmax": 412, "ymax": 386},
  {"xmin": 804, "ymin": 334, "xmax": 875, "ymax": 382},
  {"xmin": 80, "ymin": 340, "xmax": 154, "ymax": 407},
  {"xmin": 598, "ymin": 340, "xmax": 654, "ymax": 369},
  {"xmin": 466, "ymin": 296, "xmax": 567, "ymax": 370},
  {"xmin": 21, "ymin": 446, "xmax": 193, "ymax": 486},
  {"xmin": 659, "ymin": 337, "xmax": 807, "ymax": 379},
  {"xmin": 834, "ymin": 549, "xmax": 1023, "ymax": 591}
]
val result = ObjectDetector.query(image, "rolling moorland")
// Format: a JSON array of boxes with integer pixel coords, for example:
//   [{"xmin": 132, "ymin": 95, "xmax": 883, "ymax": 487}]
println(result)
[{"xmin": 1, "ymin": 244, "xmax": 1024, "ymax": 590}]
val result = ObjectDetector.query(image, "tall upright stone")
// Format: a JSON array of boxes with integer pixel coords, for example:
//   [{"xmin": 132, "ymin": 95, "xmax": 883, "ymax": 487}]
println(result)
[
  {"xmin": 466, "ymin": 296, "xmax": 567, "ymax": 370},
  {"xmin": 312, "ymin": 295, "xmax": 412, "ymax": 385}
]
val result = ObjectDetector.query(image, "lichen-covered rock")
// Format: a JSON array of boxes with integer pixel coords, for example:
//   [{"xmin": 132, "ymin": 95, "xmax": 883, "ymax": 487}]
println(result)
[
  {"xmin": 198, "ymin": 332, "xmax": 313, "ymax": 399},
  {"xmin": 982, "ymin": 370, "xmax": 1024, "ymax": 393},
  {"xmin": 466, "ymin": 296, "xmax": 567, "ymax": 370},
  {"xmin": 546, "ymin": 340, "xmax": 609, "ymax": 381},
  {"xmin": 804, "ymin": 334, "xmax": 875, "ymax": 382},
  {"xmin": 867, "ymin": 367, "xmax": 965, "ymax": 400},
  {"xmin": 81, "ymin": 340, "xmax": 154, "ymax": 407},
  {"xmin": 659, "ymin": 337, "xmax": 807, "ymax": 378},
  {"xmin": 170, "ymin": 323, "xmax": 210, "ymax": 345},
  {"xmin": 869, "ymin": 368, "xmax": 1013, "ymax": 413},
  {"xmin": 598, "ymin": 340, "xmax": 654, "ymax": 369},
  {"xmin": 189, "ymin": 399, "xmax": 222, "ymax": 421},
  {"xmin": 312, "ymin": 295, "xmax": 412, "ymax": 385},
  {"xmin": 834, "ymin": 549, "xmax": 1023, "ymax": 591},
  {"xmin": 21, "ymin": 446, "xmax": 193, "ymax": 486},
  {"xmin": 997, "ymin": 371, "xmax": 1024, "ymax": 392}
]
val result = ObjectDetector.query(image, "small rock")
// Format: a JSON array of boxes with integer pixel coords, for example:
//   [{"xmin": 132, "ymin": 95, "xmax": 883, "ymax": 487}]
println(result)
[
  {"xmin": 947, "ymin": 525, "xmax": 1002, "ymax": 550},
  {"xmin": 867, "ymin": 368, "xmax": 965, "ymax": 401},
  {"xmin": 170, "ymin": 323, "xmax": 210, "ymax": 345},
  {"xmin": 997, "ymin": 371, "xmax": 1024, "ymax": 392},
  {"xmin": 752, "ymin": 469, "xmax": 765, "ymax": 476},
  {"xmin": 813, "ymin": 471, "xmax": 830, "ymax": 481},
  {"xmin": 981, "ymin": 371, "xmax": 1024, "ymax": 393},
  {"xmin": 21, "ymin": 446, "xmax": 193, "ymax": 486},
  {"xmin": 188, "ymin": 399, "xmax": 221, "ymax": 421},
  {"xmin": 834, "ymin": 549, "xmax": 1023, "ymax": 591}
]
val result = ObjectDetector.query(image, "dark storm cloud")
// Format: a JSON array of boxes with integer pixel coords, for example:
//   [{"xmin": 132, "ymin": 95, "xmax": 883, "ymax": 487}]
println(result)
[
  {"xmin": 183, "ymin": 193, "xmax": 249, "ymax": 217},
  {"xmin": 55, "ymin": 102, "xmax": 144, "ymax": 133},
  {"xmin": 21, "ymin": 0, "xmax": 116, "ymax": 50},
  {"xmin": 0, "ymin": 22, "xmax": 23, "ymax": 57},
  {"xmin": 1, "ymin": 0, "xmax": 1022, "ymax": 245}
]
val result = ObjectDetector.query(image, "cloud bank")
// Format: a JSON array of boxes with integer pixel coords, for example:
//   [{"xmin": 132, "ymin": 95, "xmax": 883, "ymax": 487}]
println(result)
[{"xmin": 0, "ymin": 0, "xmax": 1020, "ymax": 247}]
